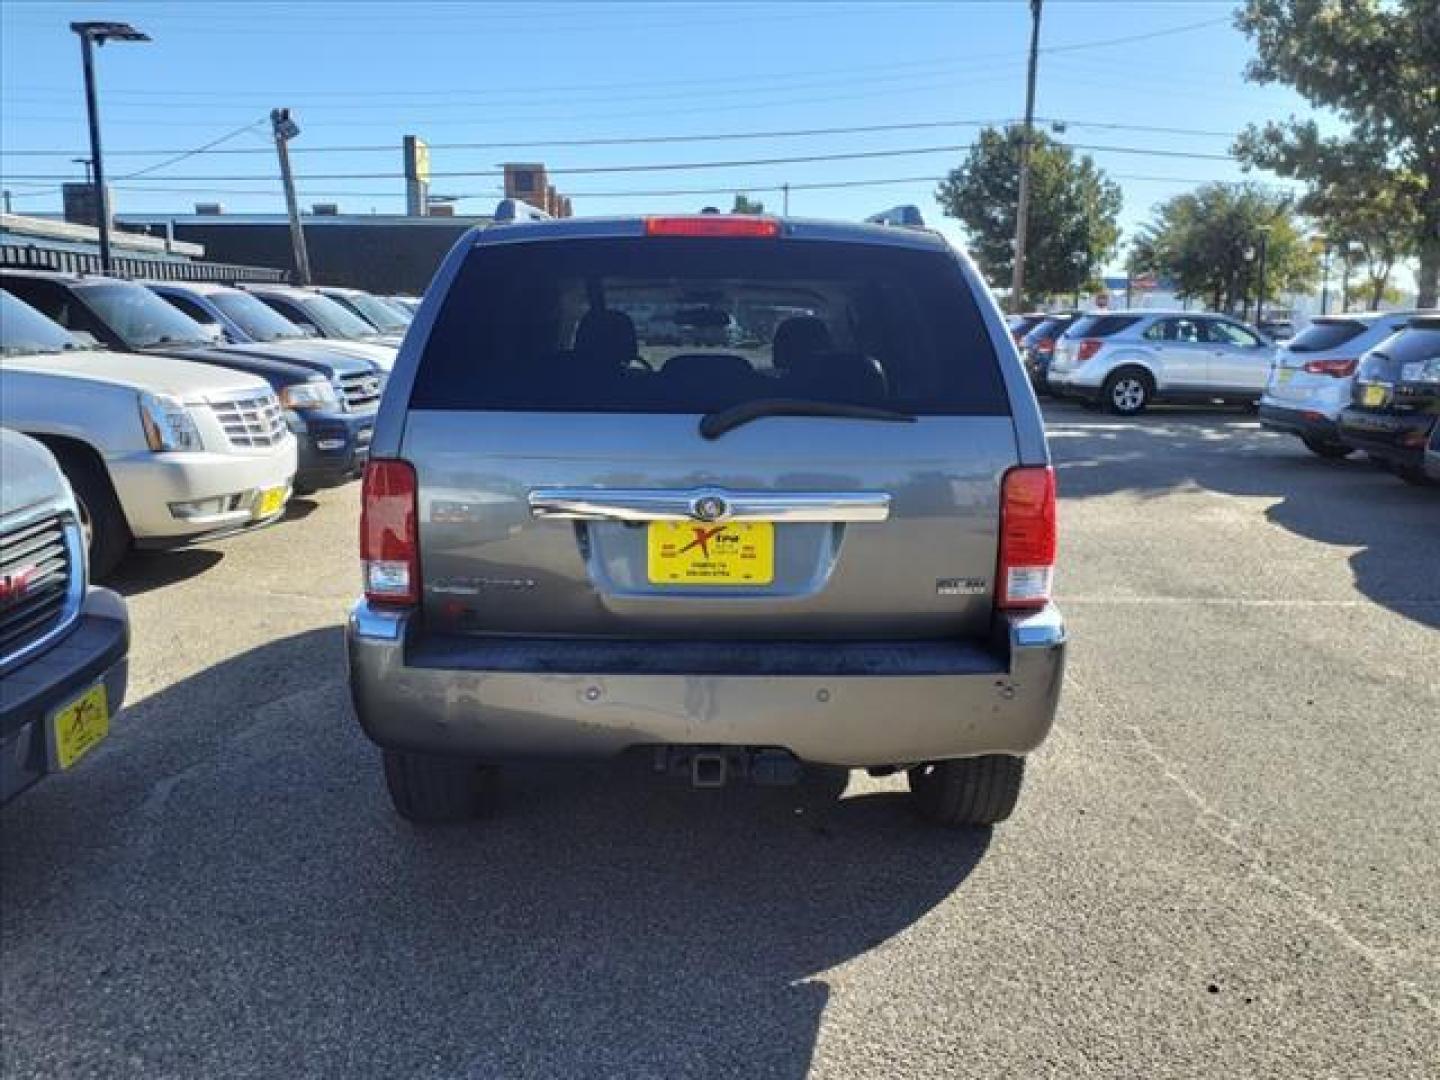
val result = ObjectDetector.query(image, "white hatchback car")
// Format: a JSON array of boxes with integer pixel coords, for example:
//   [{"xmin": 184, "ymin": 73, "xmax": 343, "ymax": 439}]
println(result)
[{"xmin": 1258, "ymin": 311, "xmax": 1420, "ymax": 458}]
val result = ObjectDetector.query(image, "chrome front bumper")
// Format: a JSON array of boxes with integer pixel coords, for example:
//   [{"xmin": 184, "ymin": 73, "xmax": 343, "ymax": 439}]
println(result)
[{"xmin": 346, "ymin": 603, "xmax": 1066, "ymax": 767}]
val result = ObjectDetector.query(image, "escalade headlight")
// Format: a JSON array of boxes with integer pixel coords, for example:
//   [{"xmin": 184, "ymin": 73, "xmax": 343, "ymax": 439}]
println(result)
[
  {"xmin": 139, "ymin": 392, "xmax": 204, "ymax": 452},
  {"xmin": 279, "ymin": 379, "xmax": 341, "ymax": 411}
]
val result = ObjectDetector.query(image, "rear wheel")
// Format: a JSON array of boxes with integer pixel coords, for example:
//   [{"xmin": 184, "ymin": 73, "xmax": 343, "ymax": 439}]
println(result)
[
  {"xmin": 1104, "ymin": 369, "xmax": 1152, "ymax": 416},
  {"xmin": 1302, "ymin": 436, "xmax": 1354, "ymax": 460},
  {"xmin": 907, "ymin": 755, "xmax": 1025, "ymax": 827},
  {"xmin": 382, "ymin": 749, "xmax": 498, "ymax": 823},
  {"xmin": 49, "ymin": 444, "xmax": 131, "ymax": 580}
]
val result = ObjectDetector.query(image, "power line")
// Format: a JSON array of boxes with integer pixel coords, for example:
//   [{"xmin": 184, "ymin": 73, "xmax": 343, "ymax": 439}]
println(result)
[
  {"xmin": 0, "ymin": 138, "xmax": 1242, "ymax": 185},
  {"xmin": 116, "ymin": 119, "xmax": 268, "ymax": 180},
  {"xmin": 0, "ymin": 116, "xmax": 1241, "ymax": 159}
]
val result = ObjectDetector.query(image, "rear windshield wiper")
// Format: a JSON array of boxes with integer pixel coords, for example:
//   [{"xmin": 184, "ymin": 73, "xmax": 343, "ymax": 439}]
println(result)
[{"xmin": 699, "ymin": 398, "xmax": 917, "ymax": 440}]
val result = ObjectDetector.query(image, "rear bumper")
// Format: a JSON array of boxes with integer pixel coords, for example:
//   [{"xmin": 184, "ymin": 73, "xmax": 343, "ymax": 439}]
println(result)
[
  {"xmin": 1338, "ymin": 409, "xmax": 1437, "ymax": 468},
  {"xmin": 0, "ymin": 588, "xmax": 129, "ymax": 805},
  {"xmin": 346, "ymin": 603, "xmax": 1066, "ymax": 767},
  {"xmin": 1258, "ymin": 403, "xmax": 1341, "ymax": 442}
]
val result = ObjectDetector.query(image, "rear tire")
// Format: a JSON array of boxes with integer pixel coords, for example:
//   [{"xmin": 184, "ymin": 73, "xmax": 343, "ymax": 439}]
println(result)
[
  {"xmin": 382, "ymin": 750, "xmax": 497, "ymax": 823},
  {"xmin": 48, "ymin": 443, "xmax": 131, "ymax": 580},
  {"xmin": 907, "ymin": 755, "xmax": 1025, "ymax": 827},
  {"xmin": 1302, "ymin": 437, "xmax": 1354, "ymax": 460},
  {"xmin": 1104, "ymin": 369, "xmax": 1152, "ymax": 416}
]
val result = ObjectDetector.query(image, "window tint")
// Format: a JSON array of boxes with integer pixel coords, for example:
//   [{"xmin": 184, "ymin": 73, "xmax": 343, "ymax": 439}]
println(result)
[
  {"xmin": 0, "ymin": 291, "xmax": 78, "ymax": 355},
  {"xmin": 413, "ymin": 237, "xmax": 1008, "ymax": 415},
  {"xmin": 1286, "ymin": 319, "xmax": 1365, "ymax": 353},
  {"xmin": 160, "ymin": 292, "xmax": 216, "ymax": 325},
  {"xmin": 1206, "ymin": 321, "xmax": 1262, "ymax": 347},
  {"xmin": 1066, "ymin": 315, "xmax": 1141, "ymax": 339},
  {"xmin": 1146, "ymin": 318, "xmax": 1204, "ymax": 344},
  {"xmin": 211, "ymin": 290, "xmax": 305, "ymax": 341},
  {"xmin": 78, "ymin": 283, "xmax": 213, "ymax": 349},
  {"xmin": 1021, "ymin": 317, "xmax": 1070, "ymax": 347},
  {"xmin": 1374, "ymin": 328, "xmax": 1440, "ymax": 366}
]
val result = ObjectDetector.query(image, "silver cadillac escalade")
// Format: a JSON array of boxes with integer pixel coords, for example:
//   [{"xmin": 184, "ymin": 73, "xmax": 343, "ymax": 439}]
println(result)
[{"xmin": 347, "ymin": 210, "xmax": 1065, "ymax": 827}]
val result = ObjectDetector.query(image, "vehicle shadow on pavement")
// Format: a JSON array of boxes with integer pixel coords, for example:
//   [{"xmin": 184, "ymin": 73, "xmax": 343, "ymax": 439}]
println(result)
[
  {"xmin": 0, "ymin": 626, "xmax": 989, "ymax": 1080},
  {"xmin": 107, "ymin": 547, "xmax": 224, "ymax": 597},
  {"xmin": 1044, "ymin": 403, "xmax": 1440, "ymax": 630}
]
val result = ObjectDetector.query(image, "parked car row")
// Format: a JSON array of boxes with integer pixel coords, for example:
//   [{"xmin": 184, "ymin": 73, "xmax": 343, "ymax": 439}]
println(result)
[
  {"xmin": 1016, "ymin": 301, "xmax": 1437, "ymax": 485},
  {"xmin": 0, "ymin": 271, "xmax": 414, "ymax": 576}
]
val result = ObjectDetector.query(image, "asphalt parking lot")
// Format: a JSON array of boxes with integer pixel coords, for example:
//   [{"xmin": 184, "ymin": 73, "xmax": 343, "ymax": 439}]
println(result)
[{"xmin": 2, "ymin": 399, "xmax": 1437, "ymax": 1079}]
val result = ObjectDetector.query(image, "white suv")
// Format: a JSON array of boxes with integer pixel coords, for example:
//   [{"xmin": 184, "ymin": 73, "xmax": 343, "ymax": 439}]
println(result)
[
  {"xmin": 0, "ymin": 291, "xmax": 297, "ymax": 577},
  {"xmin": 1258, "ymin": 311, "xmax": 1424, "ymax": 458}
]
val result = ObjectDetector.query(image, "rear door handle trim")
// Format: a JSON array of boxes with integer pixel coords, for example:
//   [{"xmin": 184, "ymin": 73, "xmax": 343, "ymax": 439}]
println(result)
[{"xmin": 528, "ymin": 488, "xmax": 891, "ymax": 523}]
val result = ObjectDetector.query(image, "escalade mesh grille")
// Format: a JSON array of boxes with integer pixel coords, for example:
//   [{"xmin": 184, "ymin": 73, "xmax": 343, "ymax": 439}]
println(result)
[
  {"xmin": 339, "ymin": 372, "xmax": 384, "ymax": 412},
  {"xmin": 0, "ymin": 513, "xmax": 72, "ymax": 659},
  {"xmin": 210, "ymin": 391, "xmax": 286, "ymax": 448}
]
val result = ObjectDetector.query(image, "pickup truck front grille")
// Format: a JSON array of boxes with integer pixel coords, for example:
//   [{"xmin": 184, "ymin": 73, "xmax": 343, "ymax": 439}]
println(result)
[
  {"xmin": 0, "ymin": 513, "xmax": 73, "ymax": 660},
  {"xmin": 210, "ymin": 391, "xmax": 286, "ymax": 448},
  {"xmin": 339, "ymin": 372, "xmax": 384, "ymax": 412}
]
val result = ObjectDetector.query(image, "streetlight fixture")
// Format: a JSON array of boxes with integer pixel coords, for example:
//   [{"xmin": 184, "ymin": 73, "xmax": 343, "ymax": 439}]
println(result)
[{"xmin": 70, "ymin": 21, "xmax": 150, "ymax": 275}]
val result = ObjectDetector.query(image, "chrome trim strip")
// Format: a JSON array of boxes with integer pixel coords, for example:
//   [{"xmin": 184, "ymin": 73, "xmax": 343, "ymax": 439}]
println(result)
[{"xmin": 528, "ymin": 488, "xmax": 891, "ymax": 524}]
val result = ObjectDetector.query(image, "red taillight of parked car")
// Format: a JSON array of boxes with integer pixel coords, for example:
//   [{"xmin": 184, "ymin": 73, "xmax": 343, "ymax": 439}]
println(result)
[
  {"xmin": 1302, "ymin": 357, "xmax": 1358, "ymax": 377},
  {"xmin": 1075, "ymin": 339, "xmax": 1104, "ymax": 363},
  {"xmin": 998, "ymin": 466, "xmax": 1057, "ymax": 611},
  {"xmin": 361, "ymin": 459, "xmax": 419, "ymax": 606},
  {"xmin": 1034, "ymin": 337, "xmax": 1056, "ymax": 355}
]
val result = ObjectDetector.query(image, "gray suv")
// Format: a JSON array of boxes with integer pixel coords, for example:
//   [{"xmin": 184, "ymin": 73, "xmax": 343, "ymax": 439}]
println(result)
[{"xmin": 347, "ymin": 212, "xmax": 1065, "ymax": 827}]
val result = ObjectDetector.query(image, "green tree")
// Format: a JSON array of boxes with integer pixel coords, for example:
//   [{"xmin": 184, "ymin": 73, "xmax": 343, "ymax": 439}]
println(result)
[
  {"xmin": 1306, "ymin": 173, "xmax": 1421, "ymax": 310},
  {"xmin": 1130, "ymin": 183, "xmax": 1318, "ymax": 312},
  {"xmin": 1233, "ymin": 0, "xmax": 1440, "ymax": 306},
  {"xmin": 936, "ymin": 126, "xmax": 1122, "ymax": 303},
  {"xmin": 731, "ymin": 194, "xmax": 765, "ymax": 214}
]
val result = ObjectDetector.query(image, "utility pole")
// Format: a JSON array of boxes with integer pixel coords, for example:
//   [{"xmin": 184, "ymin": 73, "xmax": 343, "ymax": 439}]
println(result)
[
  {"xmin": 1, "ymin": 190, "xmax": 10, "ymax": 215},
  {"xmin": 1009, "ymin": 0, "xmax": 1043, "ymax": 314},
  {"xmin": 1319, "ymin": 241, "xmax": 1332, "ymax": 315},
  {"xmin": 271, "ymin": 108, "xmax": 312, "ymax": 285},
  {"xmin": 782, "ymin": 183, "xmax": 790, "ymax": 216}
]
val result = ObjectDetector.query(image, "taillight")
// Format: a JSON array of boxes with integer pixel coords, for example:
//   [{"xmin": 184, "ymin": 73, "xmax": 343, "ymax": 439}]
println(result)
[
  {"xmin": 1035, "ymin": 338, "xmax": 1055, "ymax": 356},
  {"xmin": 1075, "ymin": 339, "xmax": 1104, "ymax": 363},
  {"xmin": 644, "ymin": 215, "xmax": 780, "ymax": 238},
  {"xmin": 998, "ymin": 466, "xmax": 1057, "ymax": 611},
  {"xmin": 1302, "ymin": 357, "xmax": 1358, "ymax": 377},
  {"xmin": 361, "ymin": 459, "xmax": 419, "ymax": 606}
]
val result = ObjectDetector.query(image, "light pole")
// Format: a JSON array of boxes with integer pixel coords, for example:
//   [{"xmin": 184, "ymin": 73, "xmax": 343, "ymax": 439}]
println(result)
[
  {"xmin": 70, "ymin": 21, "xmax": 150, "ymax": 275},
  {"xmin": 1009, "ymin": 0, "xmax": 1044, "ymax": 313},
  {"xmin": 1241, "ymin": 244, "xmax": 1256, "ymax": 320},
  {"xmin": 1070, "ymin": 249, "xmax": 1087, "ymax": 309},
  {"xmin": 1315, "ymin": 233, "xmax": 1331, "ymax": 316},
  {"xmin": 1254, "ymin": 226, "xmax": 1270, "ymax": 327}
]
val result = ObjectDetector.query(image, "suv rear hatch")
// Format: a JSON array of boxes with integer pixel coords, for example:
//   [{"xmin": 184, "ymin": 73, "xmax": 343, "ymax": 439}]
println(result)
[{"xmin": 398, "ymin": 226, "xmax": 1018, "ymax": 642}]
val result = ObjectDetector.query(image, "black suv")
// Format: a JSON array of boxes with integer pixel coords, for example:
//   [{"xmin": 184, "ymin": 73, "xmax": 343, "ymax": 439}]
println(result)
[{"xmin": 1338, "ymin": 315, "xmax": 1440, "ymax": 485}]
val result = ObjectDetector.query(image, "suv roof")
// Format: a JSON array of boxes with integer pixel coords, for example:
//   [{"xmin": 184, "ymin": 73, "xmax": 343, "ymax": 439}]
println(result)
[{"xmin": 473, "ymin": 214, "xmax": 951, "ymax": 253}]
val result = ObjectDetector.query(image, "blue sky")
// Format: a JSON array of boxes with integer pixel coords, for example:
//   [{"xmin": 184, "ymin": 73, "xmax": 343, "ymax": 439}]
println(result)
[{"xmin": 1, "ymin": 0, "xmax": 1322, "ymax": 262}]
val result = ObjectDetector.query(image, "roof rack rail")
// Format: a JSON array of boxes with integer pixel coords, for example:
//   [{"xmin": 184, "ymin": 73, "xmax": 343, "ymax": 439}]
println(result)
[
  {"xmin": 864, "ymin": 205, "xmax": 926, "ymax": 229},
  {"xmin": 493, "ymin": 198, "xmax": 552, "ymax": 223}
]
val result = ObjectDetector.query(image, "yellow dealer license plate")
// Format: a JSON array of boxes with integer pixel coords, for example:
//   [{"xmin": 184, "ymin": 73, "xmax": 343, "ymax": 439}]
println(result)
[
  {"xmin": 648, "ymin": 521, "xmax": 774, "ymax": 585},
  {"xmin": 53, "ymin": 684, "xmax": 109, "ymax": 770},
  {"xmin": 1362, "ymin": 384, "xmax": 1387, "ymax": 407},
  {"xmin": 255, "ymin": 485, "xmax": 287, "ymax": 519}
]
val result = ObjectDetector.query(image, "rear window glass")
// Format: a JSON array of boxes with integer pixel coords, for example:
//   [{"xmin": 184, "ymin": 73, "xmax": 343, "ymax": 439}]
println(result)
[
  {"xmin": 1065, "ymin": 315, "xmax": 1142, "ymax": 338},
  {"xmin": 1020, "ymin": 317, "xmax": 1070, "ymax": 346},
  {"xmin": 1372, "ymin": 328, "xmax": 1440, "ymax": 367},
  {"xmin": 412, "ymin": 237, "xmax": 1007, "ymax": 415},
  {"xmin": 1287, "ymin": 320, "xmax": 1365, "ymax": 353}
]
